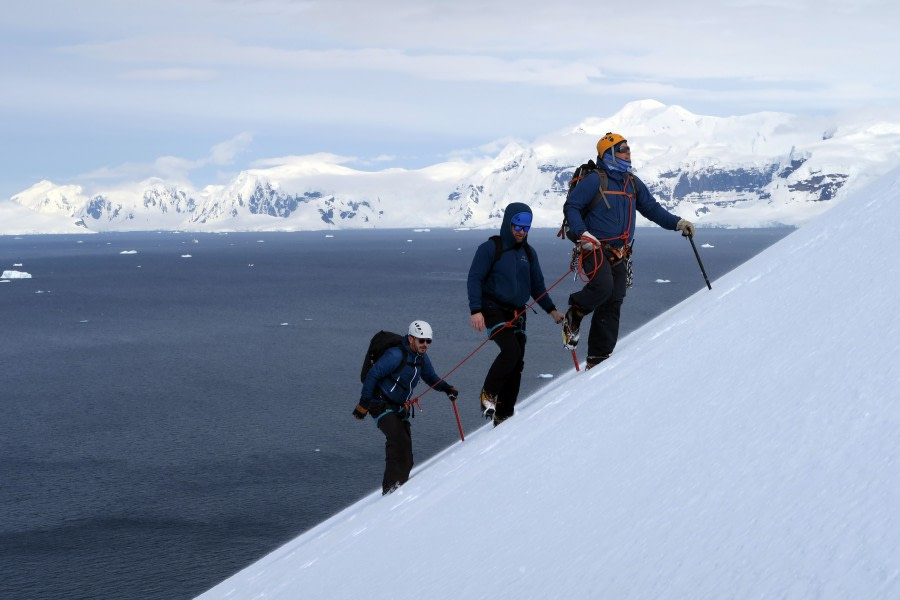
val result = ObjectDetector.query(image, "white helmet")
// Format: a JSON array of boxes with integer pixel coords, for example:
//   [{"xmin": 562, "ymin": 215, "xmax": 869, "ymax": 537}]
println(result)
[{"xmin": 408, "ymin": 320, "xmax": 433, "ymax": 339}]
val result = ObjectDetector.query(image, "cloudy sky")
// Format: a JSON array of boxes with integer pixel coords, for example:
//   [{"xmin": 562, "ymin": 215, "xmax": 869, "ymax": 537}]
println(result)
[{"xmin": 2, "ymin": 0, "xmax": 898, "ymax": 200}]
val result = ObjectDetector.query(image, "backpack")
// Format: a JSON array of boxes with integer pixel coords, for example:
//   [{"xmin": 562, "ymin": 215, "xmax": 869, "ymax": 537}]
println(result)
[
  {"xmin": 556, "ymin": 160, "xmax": 611, "ymax": 243},
  {"xmin": 359, "ymin": 331, "xmax": 406, "ymax": 383}
]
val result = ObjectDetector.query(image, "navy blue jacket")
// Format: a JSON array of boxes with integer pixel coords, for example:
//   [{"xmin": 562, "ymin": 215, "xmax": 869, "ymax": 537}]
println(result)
[
  {"xmin": 467, "ymin": 202, "xmax": 556, "ymax": 314},
  {"xmin": 565, "ymin": 165, "xmax": 680, "ymax": 248},
  {"xmin": 360, "ymin": 342, "xmax": 450, "ymax": 408}
]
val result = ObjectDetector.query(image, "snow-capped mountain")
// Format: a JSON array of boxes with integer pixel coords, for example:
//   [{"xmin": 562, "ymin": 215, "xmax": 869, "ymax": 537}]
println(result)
[{"xmin": 7, "ymin": 100, "xmax": 900, "ymax": 234}]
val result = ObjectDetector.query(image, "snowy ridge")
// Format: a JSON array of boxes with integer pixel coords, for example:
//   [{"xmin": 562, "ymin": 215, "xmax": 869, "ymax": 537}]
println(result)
[
  {"xmin": 7, "ymin": 101, "xmax": 900, "ymax": 234},
  {"xmin": 196, "ymin": 169, "xmax": 900, "ymax": 598}
]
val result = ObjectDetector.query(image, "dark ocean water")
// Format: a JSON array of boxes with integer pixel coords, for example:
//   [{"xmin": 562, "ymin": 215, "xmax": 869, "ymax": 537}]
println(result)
[{"xmin": 0, "ymin": 227, "xmax": 792, "ymax": 599}]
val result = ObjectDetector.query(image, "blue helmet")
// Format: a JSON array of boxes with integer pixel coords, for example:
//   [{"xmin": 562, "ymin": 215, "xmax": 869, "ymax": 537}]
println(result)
[{"xmin": 510, "ymin": 211, "xmax": 532, "ymax": 228}]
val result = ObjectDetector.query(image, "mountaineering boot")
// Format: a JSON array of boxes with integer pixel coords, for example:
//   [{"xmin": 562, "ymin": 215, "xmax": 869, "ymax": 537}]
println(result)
[
  {"xmin": 562, "ymin": 306, "xmax": 583, "ymax": 350},
  {"xmin": 480, "ymin": 389, "xmax": 497, "ymax": 420},
  {"xmin": 585, "ymin": 354, "xmax": 610, "ymax": 370},
  {"xmin": 492, "ymin": 414, "xmax": 510, "ymax": 428}
]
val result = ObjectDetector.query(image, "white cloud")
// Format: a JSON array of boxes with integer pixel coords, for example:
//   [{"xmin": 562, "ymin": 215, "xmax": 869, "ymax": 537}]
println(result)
[
  {"xmin": 121, "ymin": 68, "xmax": 218, "ymax": 82},
  {"xmin": 77, "ymin": 133, "xmax": 254, "ymax": 184}
]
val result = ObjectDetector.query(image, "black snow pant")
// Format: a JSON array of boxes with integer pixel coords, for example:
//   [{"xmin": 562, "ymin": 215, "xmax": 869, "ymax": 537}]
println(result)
[
  {"xmin": 568, "ymin": 249, "xmax": 628, "ymax": 359},
  {"xmin": 376, "ymin": 409, "xmax": 413, "ymax": 494},
  {"xmin": 482, "ymin": 306, "xmax": 526, "ymax": 420}
]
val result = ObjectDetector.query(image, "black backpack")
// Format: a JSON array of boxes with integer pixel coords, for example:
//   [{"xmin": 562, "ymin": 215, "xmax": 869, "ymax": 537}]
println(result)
[
  {"xmin": 360, "ymin": 330, "xmax": 406, "ymax": 383},
  {"xmin": 556, "ymin": 160, "xmax": 611, "ymax": 242}
]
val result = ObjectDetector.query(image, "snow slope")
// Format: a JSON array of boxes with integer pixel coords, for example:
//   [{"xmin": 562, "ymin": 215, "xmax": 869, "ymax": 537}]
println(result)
[{"xmin": 196, "ymin": 174, "xmax": 899, "ymax": 596}]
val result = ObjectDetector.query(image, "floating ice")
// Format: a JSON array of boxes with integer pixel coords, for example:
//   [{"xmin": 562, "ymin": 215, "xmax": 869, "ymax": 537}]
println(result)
[
  {"xmin": 181, "ymin": 254, "xmax": 192, "ymax": 258},
  {"xmin": 280, "ymin": 323, "xmax": 289, "ymax": 326},
  {"xmin": 325, "ymin": 235, "xmax": 334, "ymax": 238},
  {"xmin": 537, "ymin": 374, "xmax": 553, "ymax": 379},
  {"xmin": 655, "ymin": 279, "xmax": 671, "ymax": 283},
  {"xmin": 13, "ymin": 263, "xmax": 22, "ymax": 267},
  {"xmin": 2, "ymin": 270, "xmax": 31, "ymax": 279},
  {"xmin": 702, "ymin": 243, "xmax": 715, "ymax": 248},
  {"xmin": 120, "ymin": 250, "xmax": 138, "ymax": 255},
  {"xmin": 413, "ymin": 228, "xmax": 431, "ymax": 232}
]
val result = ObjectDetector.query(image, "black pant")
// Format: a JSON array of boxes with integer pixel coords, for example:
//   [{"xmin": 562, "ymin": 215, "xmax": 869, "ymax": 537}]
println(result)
[
  {"xmin": 376, "ymin": 410, "xmax": 413, "ymax": 494},
  {"xmin": 568, "ymin": 250, "xmax": 627, "ymax": 358},
  {"xmin": 482, "ymin": 307, "xmax": 526, "ymax": 419}
]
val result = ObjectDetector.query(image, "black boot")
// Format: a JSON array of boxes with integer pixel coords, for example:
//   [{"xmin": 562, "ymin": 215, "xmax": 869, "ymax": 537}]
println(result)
[{"xmin": 585, "ymin": 354, "xmax": 610, "ymax": 370}]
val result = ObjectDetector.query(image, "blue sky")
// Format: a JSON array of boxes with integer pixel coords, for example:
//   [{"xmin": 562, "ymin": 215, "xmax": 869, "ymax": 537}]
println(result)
[{"xmin": 3, "ymin": 0, "xmax": 898, "ymax": 200}]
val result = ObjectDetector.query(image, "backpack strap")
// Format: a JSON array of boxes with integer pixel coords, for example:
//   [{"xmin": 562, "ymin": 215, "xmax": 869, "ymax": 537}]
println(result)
[
  {"xmin": 559, "ymin": 169, "xmax": 611, "ymax": 241},
  {"xmin": 482, "ymin": 235, "xmax": 533, "ymax": 284},
  {"xmin": 586, "ymin": 169, "xmax": 611, "ymax": 214},
  {"xmin": 489, "ymin": 235, "xmax": 533, "ymax": 265},
  {"xmin": 382, "ymin": 347, "xmax": 415, "ymax": 393}
]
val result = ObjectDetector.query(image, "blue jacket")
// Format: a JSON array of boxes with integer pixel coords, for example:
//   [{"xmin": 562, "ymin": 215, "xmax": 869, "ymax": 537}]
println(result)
[
  {"xmin": 467, "ymin": 202, "xmax": 557, "ymax": 314},
  {"xmin": 360, "ymin": 342, "xmax": 450, "ymax": 408},
  {"xmin": 565, "ymin": 165, "xmax": 680, "ymax": 248}
]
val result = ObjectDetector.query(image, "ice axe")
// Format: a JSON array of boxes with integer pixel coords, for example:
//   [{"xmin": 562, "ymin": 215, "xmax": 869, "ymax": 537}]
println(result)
[{"xmin": 449, "ymin": 395, "xmax": 465, "ymax": 441}]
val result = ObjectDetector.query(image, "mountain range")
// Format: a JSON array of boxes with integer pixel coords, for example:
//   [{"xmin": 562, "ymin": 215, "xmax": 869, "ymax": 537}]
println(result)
[{"xmin": 6, "ymin": 99, "xmax": 900, "ymax": 234}]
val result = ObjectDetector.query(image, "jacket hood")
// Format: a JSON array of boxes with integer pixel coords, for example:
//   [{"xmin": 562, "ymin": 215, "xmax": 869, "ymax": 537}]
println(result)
[{"xmin": 500, "ymin": 202, "xmax": 533, "ymax": 248}]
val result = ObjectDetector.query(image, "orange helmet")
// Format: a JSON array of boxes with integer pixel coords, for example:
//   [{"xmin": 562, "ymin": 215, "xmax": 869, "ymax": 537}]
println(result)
[{"xmin": 596, "ymin": 132, "xmax": 627, "ymax": 158}]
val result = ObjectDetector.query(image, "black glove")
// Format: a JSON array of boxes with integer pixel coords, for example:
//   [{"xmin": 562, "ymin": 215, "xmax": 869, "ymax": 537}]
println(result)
[
  {"xmin": 444, "ymin": 386, "xmax": 459, "ymax": 401},
  {"xmin": 352, "ymin": 404, "xmax": 368, "ymax": 420}
]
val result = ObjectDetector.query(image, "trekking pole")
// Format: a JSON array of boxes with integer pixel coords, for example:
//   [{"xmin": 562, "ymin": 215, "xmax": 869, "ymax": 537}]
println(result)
[
  {"xmin": 449, "ymin": 398, "xmax": 465, "ymax": 441},
  {"xmin": 687, "ymin": 234, "xmax": 712, "ymax": 290}
]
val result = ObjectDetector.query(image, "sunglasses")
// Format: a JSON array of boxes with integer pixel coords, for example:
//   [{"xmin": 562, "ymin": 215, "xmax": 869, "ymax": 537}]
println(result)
[
  {"xmin": 615, "ymin": 145, "xmax": 631, "ymax": 153},
  {"xmin": 512, "ymin": 224, "xmax": 530, "ymax": 233},
  {"xmin": 416, "ymin": 338, "xmax": 432, "ymax": 344}
]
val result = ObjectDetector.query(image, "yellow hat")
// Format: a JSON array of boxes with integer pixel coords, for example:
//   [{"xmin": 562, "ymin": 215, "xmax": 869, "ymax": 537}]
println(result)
[{"xmin": 596, "ymin": 132, "xmax": 627, "ymax": 157}]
